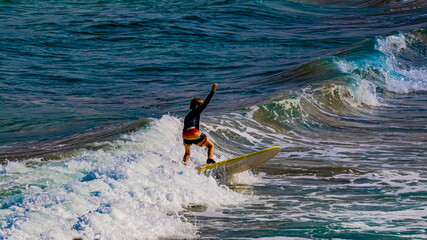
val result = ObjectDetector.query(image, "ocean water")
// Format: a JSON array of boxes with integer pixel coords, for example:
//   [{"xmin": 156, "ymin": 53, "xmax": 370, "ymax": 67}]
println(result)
[{"xmin": 1, "ymin": 0, "xmax": 426, "ymax": 239}]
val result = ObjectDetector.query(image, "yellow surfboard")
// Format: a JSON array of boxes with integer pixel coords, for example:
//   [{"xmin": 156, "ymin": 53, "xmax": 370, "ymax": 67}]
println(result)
[{"xmin": 195, "ymin": 146, "xmax": 281, "ymax": 175}]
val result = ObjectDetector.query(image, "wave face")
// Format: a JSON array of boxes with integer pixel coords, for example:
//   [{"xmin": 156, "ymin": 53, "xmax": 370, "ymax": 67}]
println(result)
[
  {"xmin": 255, "ymin": 28, "xmax": 427, "ymax": 135},
  {"xmin": 1, "ymin": 0, "xmax": 427, "ymax": 239},
  {"xmin": 338, "ymin": 28, "xmax": 427, "ymax": 94}
]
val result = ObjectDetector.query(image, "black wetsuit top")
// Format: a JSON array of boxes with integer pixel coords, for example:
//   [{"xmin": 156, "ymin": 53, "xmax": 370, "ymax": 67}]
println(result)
[{"xmin": 183, "ymin": 91, "xmax": 215, "ymax": 130}]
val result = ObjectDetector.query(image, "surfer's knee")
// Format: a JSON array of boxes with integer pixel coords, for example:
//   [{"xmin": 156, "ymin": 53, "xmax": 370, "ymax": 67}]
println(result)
[{"xmin": 204, "ymin": 139, "xmax": 214, "ymax": 149}]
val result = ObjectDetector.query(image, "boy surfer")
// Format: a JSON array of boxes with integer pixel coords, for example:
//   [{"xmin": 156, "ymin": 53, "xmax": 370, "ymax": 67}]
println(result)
[{"xmin": 182, "ymin": 83, "xmax": 218, "ymax": 165}]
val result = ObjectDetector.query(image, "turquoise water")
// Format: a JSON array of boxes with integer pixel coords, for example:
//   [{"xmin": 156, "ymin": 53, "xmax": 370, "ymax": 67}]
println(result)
[{"xmin": 1, "ymin": 0, "xmax": 426, "ymax": 239}]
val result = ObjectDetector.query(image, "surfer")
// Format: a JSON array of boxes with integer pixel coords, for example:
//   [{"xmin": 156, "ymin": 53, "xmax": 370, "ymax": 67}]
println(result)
[{"xmin": 182, "ymin": 83, "xmax": 218, "ymax": 165}]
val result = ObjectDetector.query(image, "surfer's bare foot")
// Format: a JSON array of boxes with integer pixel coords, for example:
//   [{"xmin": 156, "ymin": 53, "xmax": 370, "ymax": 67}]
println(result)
[{"xmin": 183, "ymin": 160, "xmax": 190, "ymax": 165}]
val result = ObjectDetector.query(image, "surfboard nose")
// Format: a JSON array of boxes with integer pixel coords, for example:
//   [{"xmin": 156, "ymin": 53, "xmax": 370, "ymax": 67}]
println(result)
[{"xmin": 195, "ymin": 146, "xmax": 281, "ymax": 175}]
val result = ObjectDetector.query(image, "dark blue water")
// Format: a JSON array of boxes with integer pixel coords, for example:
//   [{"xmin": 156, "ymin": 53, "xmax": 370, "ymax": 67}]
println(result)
[
  {"xmin": 1, "ymin": 0, "xmax": 425, "ymax": 150},
  {"xmin": 1, "ymin": 0, "xmax": 426, "ymax": 239}
]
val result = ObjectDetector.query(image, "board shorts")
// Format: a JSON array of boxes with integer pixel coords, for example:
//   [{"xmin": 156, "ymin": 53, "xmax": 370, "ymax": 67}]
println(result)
[{"xmin": 182, "ymin": 127, "xmax": 208, "ymax": 147}]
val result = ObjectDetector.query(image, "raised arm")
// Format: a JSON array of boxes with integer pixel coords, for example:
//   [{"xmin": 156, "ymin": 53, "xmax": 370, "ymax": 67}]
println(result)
[{"xmin": 197, "ymin": 83, "xmax": 218, "ymax": 113}]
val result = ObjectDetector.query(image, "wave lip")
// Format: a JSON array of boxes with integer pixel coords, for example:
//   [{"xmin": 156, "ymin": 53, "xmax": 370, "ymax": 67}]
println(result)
[
  {"xmin": 375, "ymin": 29, "xmax": 427, "ymax": 93},
  {"xmin": 244, "ymin": 28, "xmax": 427, "ymax": 142},
  {"xmin": 335, "ymin": 28, "xmax": 427, "ymax": 94}
]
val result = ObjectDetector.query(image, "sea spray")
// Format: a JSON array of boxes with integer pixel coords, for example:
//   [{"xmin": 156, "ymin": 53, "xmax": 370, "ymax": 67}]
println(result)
[
  {"xmin": 0, "ymin": 115, "xmax": 248, "ymax": 239},
  {"xmin": 375, "ymin": 31, "xmax": 427, "ymax": 93},
  {"xmin": 335, "ymin": 29, "xmax": 427, "ymax": 94}
]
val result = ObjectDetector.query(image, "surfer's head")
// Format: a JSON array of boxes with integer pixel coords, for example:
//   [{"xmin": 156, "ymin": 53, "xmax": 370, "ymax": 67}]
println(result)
[{"xmin": 190, "ymin": 98, "xmax": 203, "ymax": 109}]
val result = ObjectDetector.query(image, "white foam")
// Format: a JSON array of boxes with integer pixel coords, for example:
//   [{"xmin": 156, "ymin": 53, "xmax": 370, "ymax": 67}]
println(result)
[
  {"xmin": 335, "ymin": 60, "xmax": 383, "ymax": 107},
  {"xmin": 385, "ymin": 67, "xmax": 427, "ymax": 93},
  {"xmin": 375, "ymin": 32, "xmax": 427, "ymax": 93},
  {"xmin": 0, "ymin": 115, "xmax": 248, "ymax": 239},
  {"xmin": 376, "ymin": 33, "xmax": 408, "ymax": 54},
  {"xmin": 227, "ymin": 171, "xmax": 262, "ymax": 186},
  {"xmin": 260, "ymin": 168, "xmax": 427, "ymax": 238},
  {"xmin": 338, "ymin": 207, "xmax": 427, "ymax": 238},
  {"xmin": 334, "ymin": 31, "xmax": 427, "ymax": 96},
  {"xmin": 204, "ymin": 110, "xmax": 288, "ymax": 150}
]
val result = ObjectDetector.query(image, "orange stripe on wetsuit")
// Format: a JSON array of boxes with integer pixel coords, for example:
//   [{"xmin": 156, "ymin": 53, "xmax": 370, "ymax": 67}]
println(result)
[{"xmin": 182, "ymin": 127, "xmax": 208, "ymax": 147}]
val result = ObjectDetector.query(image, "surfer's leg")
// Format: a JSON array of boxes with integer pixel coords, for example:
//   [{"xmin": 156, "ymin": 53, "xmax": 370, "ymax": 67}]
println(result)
[
  {"xmin": 203, "ymin": 139, "xmax": 215, "ymax": 163},
  {"xmin": 183, "ymin": 144, "xmax": 191, "ymax": 165}
]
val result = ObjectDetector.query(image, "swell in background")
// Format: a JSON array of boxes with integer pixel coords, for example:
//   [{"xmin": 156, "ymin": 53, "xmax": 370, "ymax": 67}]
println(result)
[{"xmin": 1, "ymin": 0, "xmax": 426, "ymax": 160}]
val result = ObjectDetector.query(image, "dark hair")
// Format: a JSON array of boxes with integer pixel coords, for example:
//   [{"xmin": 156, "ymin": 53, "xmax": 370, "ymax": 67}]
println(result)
[{"xmin": 190, "ymin": 98, "xmax": 203, "ymax": 109}]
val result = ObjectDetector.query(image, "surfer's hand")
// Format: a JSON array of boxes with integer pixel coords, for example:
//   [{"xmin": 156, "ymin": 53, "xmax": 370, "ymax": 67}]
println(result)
[{"xmin": 211, "ymin": 83, "xmax": 218, "ymax": 92}]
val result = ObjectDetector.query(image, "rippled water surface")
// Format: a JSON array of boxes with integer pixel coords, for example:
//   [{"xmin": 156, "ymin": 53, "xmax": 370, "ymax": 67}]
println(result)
[{"xmin": 0, "ymin": 0, "xmax": 426, "ymax": 239}]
